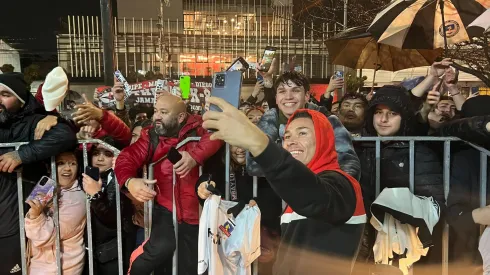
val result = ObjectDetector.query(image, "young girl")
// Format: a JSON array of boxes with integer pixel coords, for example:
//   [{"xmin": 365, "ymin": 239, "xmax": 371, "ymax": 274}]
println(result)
[{"xmin": 25, "ymin": 151, "xmax": 86, "ymax": 275}]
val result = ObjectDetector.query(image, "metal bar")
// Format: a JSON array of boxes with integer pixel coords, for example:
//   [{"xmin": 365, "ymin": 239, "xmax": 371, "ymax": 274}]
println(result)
[
  {"xmin": 78, "ymin": 16, "xmax": 83, "ymax": 78},
  {"xmin": 442, "ymin": 140, "xmax": 451, "ymax": 275},
  {"xmin": 96, "ymin": 16, "xmax": 102, "ymax": 77},
  {"xmin": 114, "ymin": 165, "xmax": 124, "ymax": 273},
  {"xmin": 82, "ymin": 16, "xmax": 87, "ymax": 77},
  {"xmin": 142, "ymin": 18, "xmax": 145, "ymax": 72},
  {"xmin": 83, "ymin": 143, "xmax": 94, "ymax": 275},
  {"xmin": 68, "ymin": 16, "xmax": 74, "ymax": 76},
  {"xmin": 225, "ymin": 143, "xmax": 231, "ymax": 201},
  {"xmin": 73, "ymin": 16, "xmax": 78, "ymax": 77},
  {"xmin": 303, "ymin": 23, "xmax": 305, "ymax": 72},
  {"xmin": 51, "ymin": 156, "xmax": 62, "ymax": 275},
  {"xmin": 124, "ymin": 18, "xmax": 128, "ymax": 76},
  {"xmin": 172, "ymin": 169, "xmax": 178, "ymax": 275},
  {"xmin": 252, "ymin": 176, "xmax": 258, "ymax": 275},
  {"xmin": 16, "ymin": 147, "xmax": 27, "ymax": 275},
  {"xmin": 375, "ymin": 140, "xmax": 381, "ymax": 197},
  {"xmin": 94, "ymin": 16, "xmax": 98, "ymax": 77},
  {"xmin": 309, "ymin": 22, "xmax": 312, "ymax": 78},
  {"xmin": 352, "ymin": 136, "xmax": 461, "ymax": 142},
  {"xmin": 86, "ymin": 16, "xmax": 92, "ymax": 78},
  {"xmin": 409, "ymin": 140, "xmax": 415, "ymax": 193},
  {"xmin": 322, "ymin": 23, "xmax": 325, "ymax": 78},
  {"xmin": 480, "ymin": 152, "xmax": 487, "ymax": 208},
  {"xmin": 133, "ymin": 18, "xmax": 137, "ymax": 74}
]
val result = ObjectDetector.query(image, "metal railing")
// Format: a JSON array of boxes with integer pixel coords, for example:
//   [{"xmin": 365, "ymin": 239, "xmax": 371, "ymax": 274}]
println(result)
[
  {"xmin": 352, "ymin": 136, "xmax": 490, "ymax": 275},
  {"xmin": 10, "ymin": 136, "xmax": 490, "ymax": 274}
]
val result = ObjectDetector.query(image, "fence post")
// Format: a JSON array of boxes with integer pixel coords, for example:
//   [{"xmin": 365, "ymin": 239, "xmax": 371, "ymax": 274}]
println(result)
[
  {"xmin": 16, "ymin": 144, "xmax": 27, "ymax": 275},
  {"xmin": 83, "ymin": 143, "xmax": 95, "ymax": 275},
  {"xmin": 252, "ymin": 176, "xmax": 259, "ymax": 275},
  {"xmin": 442, "ymin": 140, "xmax": 451, "ymax": 275},
  {"xmin": 51, "ymin": 156, "xmax": 62, "ymax": 275}
]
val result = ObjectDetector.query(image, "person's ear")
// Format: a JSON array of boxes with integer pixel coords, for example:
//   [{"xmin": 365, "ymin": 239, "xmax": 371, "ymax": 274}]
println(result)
[
  {"xmin": 305, "ymin": 92, "xmax": 310, "ymax": 102},
  {"xmin": 178, "ymin": 112, "xmax": 186, "ymax": 124}
]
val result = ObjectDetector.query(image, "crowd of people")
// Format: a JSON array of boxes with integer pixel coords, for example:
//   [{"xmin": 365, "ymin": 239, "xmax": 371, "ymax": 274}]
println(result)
[{"xmin": 0, "ymin": 56, "xmax": 489, "ymax": 275}]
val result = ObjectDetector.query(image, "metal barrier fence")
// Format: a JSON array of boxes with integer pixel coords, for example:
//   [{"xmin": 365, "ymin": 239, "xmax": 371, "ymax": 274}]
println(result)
[{"xmin": 10, "ymin": 136, "xmax": 490, "ymax": 274}]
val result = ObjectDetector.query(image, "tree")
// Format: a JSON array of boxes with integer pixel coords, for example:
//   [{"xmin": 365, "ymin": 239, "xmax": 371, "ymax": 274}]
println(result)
[
  {"xmin": 0, "ymin": 64, "xmax": 15, "ymax": 73},
  {"xmin": 446, "ymin": 36, "xmax": 490, "ymax": 87},
  {"xmin": 345, "ymin": 73, "xmax": 367, "ymax": 93},
  {"xmin": 23, "ymin": 64, "xmax": 41, "ymax": 86}
]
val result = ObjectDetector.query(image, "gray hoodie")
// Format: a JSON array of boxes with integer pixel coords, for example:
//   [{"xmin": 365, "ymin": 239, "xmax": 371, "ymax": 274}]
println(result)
[{"xmin": 246, "ymin": 102, "xmax": 361, "ymax": 180}]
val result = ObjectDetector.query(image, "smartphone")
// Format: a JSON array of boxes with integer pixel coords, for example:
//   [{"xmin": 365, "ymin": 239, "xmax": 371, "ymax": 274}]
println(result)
[
  {"xmin": 333, "ymin": 70, "xmax": 344, "ymax": 79},
  {"xmin": 256, "ymin": 74, "xmax": 264, "ymax": 82},
  {"xmin": 259, "ymin": 46, "xmax": 277, "ymax": 72},
  {"xmin": 210, "ymin": 71, "xmax": 242, "ymax": 112},
  {"xmin": 227, "ymin": 57, "xmax": 249, "ymax": 72},
  {"xmin": 114, "ymin": 70, "xmax": 132, "ymax": 99},
  {"xmin": 179, "ymin": 75, "xmax": 191, "ymax": 99},
  {"xmin": 85, "ymin": 166, "xmax": 100, "ymax": 182},
  {"xmin": 167, "ymin": 147, "xmax": 182, "ymax": 165},
  {"xmin": 26, "ymin": 176, "xmax": 56, "ymax": 204}
]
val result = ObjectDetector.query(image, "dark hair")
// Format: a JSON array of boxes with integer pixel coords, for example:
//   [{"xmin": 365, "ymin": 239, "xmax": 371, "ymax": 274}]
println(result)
[
  {"xmin": 290, "ymin": 110, "xmax": 312, "ymax": 122},
  {"xmin": 339, "ymin": 93, "xmax": 369, "ymax": 108},
  {"xmin": 129, "ymin": 105, "xmax": 154, "ymax": 121},
  {"xmin": 245, "ymin": 107, "xmax": 265, "ymax": 116},
  {"xmin": 131, "ymin": 119, "xmax": 153, "ymax": 132},
  {"xmin": 438, "ymin": 96, "xmax": 454, "ymax": 104},
  {"xmin": 239, "ymin": 101, "xmax": 252, "ymax": 108},
  {"xmin": 273, "ymin": 71, "xmax": 310, "ymax": 94}
]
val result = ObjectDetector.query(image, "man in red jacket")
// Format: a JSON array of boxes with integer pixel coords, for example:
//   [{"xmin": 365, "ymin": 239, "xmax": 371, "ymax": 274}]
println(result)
[{"xmin": 115, "ymin": 94, "xmax": 223, "ymax": 275}]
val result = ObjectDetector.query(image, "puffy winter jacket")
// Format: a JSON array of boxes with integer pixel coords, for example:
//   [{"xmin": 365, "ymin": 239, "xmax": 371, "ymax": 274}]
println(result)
[
  {"xmin": 435, "ymin": 115, "xmax": 490, "ymax": 147},
  {"xmin": 93, "ymin": 110, "xmax": 132, "ymax": 148},
  {"xmin": 246, "ymin": 103, "xmax": 361, "ymax": 180},
  {"xmin": 25, "ymin": 182, "xmax": 86, "ymax": 275},
  {"xmin": 0, "ymin": 94, "xmax": 77, "ymax": 238},
  {"xmin": 115, "ymin": 114, "xmax": 223, "ymax": 225}
]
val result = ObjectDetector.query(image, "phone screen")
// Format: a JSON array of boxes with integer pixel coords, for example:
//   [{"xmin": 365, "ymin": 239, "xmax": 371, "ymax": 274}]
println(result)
[
  {"xmin": 260, "ymin": 48, "xmax": 276, "ymax": 71},
  {"xmin": 179, "ymin": 76, "xmax": 191, "ymax": 99},
  {"xmin": 85, "ymin": 166, "xmax": 100, "ymax": 182}
]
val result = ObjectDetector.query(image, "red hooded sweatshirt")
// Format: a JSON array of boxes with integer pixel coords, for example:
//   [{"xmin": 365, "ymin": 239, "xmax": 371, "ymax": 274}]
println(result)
[{"xmin": 251, "ymin": 109, "xmax": 365, "ymax": 275}]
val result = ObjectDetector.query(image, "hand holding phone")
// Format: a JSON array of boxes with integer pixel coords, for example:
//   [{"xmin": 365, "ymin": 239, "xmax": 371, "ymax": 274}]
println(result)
[
  {"xmin": 259, "ymin": 47, "xmax": 277, "ymax": 72},
  {"xmin": 26, "ymin": 176, "xmax": 56, "ymax": 204},
  {"xmin": 85, "ymin": 166, "xmax": 100, "ymax": 182}
]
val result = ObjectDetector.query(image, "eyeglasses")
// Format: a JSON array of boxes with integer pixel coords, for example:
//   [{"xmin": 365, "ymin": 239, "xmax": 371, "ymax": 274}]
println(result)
[{"xmin": 92, "ymin": 150, "xmax": 114, "ymax": 158}]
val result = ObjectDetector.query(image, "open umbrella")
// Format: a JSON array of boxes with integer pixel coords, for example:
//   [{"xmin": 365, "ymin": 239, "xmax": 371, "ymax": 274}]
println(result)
[
  {"xmin": 368, "ymin": 0, "xmax": 490, "ymax": 50},
  {"xmin": 326, "ymin": 27, "xmax": 443, "ymax": 88},
  {"xmin": 468, "ymin": 8, "xmax": 490, "ymax": 35}
]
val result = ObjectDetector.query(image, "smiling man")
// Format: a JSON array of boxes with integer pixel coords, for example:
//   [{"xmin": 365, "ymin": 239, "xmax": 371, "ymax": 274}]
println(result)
[
  {"xmin": 202, "ymin": 97, "xmax": 366, "ymax": 275},
  {"xmin": 246, "ymin": 71, "xmax": 360, "ymax": 180},
  {"xmin": 115, "ymin": 94, "xmax": 223, "ymax": 275}
]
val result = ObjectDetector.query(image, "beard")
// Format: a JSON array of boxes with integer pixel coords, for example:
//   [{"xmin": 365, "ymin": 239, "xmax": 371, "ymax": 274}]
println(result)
[
  {"xmin": 0, "ymin": 104, "xmax": 14, "ymax": 125},
  {"xmin": 153, "ymin": 117, "xmax": 180, "ymax": 137}
]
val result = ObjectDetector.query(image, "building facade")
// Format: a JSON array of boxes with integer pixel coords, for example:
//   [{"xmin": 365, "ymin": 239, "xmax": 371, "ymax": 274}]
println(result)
[{"xmin": 57, "ymin": 0, "xmax": 337, "ymax": 81}]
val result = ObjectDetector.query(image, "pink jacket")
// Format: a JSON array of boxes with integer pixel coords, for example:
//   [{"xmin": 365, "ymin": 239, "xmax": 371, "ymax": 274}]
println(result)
[{"xmin": 25, "ymin": 183, "xmax": 87, "ymax": 275}]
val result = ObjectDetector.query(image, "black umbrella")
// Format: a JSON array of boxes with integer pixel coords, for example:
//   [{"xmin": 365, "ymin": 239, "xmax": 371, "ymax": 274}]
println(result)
[{"xmin": 368, "ymin": 0, "xmax": 490, "ymax": 50}]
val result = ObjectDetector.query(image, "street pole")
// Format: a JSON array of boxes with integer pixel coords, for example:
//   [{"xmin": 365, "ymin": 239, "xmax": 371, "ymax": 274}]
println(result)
[
  {"xmin": 100, "ymin": 0, "xmax": 115, "ymax": 86},
  {"xmin": 158, "ymin": 0, "xmax": 166, "ymax": 77},
  {"xmin": 342, "ymin": 0, "xmax": 348, "ymax": 96}
]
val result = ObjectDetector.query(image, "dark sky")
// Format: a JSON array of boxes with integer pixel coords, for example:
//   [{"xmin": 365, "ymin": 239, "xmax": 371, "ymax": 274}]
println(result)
[{"xmin": 1, "ymin": 0, "xmax": 102, "ymax": 59}]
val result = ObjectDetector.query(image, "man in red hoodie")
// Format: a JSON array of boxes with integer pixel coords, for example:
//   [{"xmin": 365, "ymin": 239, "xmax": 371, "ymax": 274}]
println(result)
[
  {"xmin": 202, "ymin": 97, "xmax": 365, "ymax": 275},
  {"xmin": 115, "ymin": 94, "xmax": 222, "ymax": 275}
]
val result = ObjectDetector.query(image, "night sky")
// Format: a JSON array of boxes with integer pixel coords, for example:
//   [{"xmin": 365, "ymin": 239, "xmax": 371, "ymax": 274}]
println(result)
[{"xmin": 1, "ymin": 0, "xmax": 103, "ymax": 65}]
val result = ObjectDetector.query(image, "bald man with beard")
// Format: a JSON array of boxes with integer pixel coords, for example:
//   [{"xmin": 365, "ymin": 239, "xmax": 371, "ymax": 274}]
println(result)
[{"xmin": 116, "ymin": 94, "xmax": 224, "ymax": 275}]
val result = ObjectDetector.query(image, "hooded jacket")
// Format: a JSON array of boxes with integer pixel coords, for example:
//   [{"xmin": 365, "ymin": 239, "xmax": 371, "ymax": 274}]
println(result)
[
  {"xmin": 251, "ymin": 109, "xmax": 365, "ymax": 275},
  {"xmin": 0, "ymin": 88, "xmax": 77, "ymax": 238},
  {"xmin": 25, "ymin": 182, "xmax": 86, "ymax": 275},
  {"xmin": 115, "ymin": 114, "xmax": 223, "ymax": 225},
  {"xmin": 246, "ymin": 102, "xmax": 361, "ymax": 180}
]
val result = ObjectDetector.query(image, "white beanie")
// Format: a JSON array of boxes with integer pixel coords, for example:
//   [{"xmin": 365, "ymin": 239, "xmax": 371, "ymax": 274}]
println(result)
[{"xmin": 42, "ymin": 67, "xmax": 68, "ymax": 111}]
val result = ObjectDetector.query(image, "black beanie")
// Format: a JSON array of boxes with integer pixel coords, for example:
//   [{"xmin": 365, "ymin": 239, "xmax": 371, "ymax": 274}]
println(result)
[
  {"xmin": 365, "ymin": 85, "xmax": 415, "ymax": 136},
  {"xmin": 0, "ymin": 73, "xmax": 29, "ymax": 104},
  {"xmin": 461, "ymin": 96, "xmax": 490, "ymax": 118},
  {"xmin": 368, "ymin": 85, "xmax": 413, "ymax": 117}
]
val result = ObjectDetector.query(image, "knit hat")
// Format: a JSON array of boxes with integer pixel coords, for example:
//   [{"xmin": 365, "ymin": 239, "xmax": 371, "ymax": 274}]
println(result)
[
  {"xmin": 365, "ymin": 85, "xmax": 414, "ymax": 136},
  {"xmin": 42, "ymin": 67, "xmax": 69, "ymax": 111},
  {"xmin": 461, "ymin": 96, "xmax": 490, "ymax": 118},
  {"xmin": 0, "ymin": 73, "xmax": 29, "ymax": 104}
]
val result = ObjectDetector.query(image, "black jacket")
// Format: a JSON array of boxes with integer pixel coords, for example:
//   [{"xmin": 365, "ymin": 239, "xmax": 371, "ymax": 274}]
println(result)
[
  {"xmin": 254, "ymin": 140, "xmax": 364, "ymax": 275},
  {"xmin": 446, "ymin": 148, "xmax": 489, "ymax": 265},
  {"xmin": 436, "ymin": 115, "xmax": 490, "ymax": 148},
  {"xmin": 0, "ymin": 94, "xmax": 77, "ymax": 237},
  {"xmin": 356, "ymin": 141, "xmax": 445, "ymax": 213},
  {"xmin": 90, "ymin": 169, "xmax": 135, "ymax": 246},
  {"xmin": 195, "ymin": 146, "xmax": 282, "ymax": 231}
]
